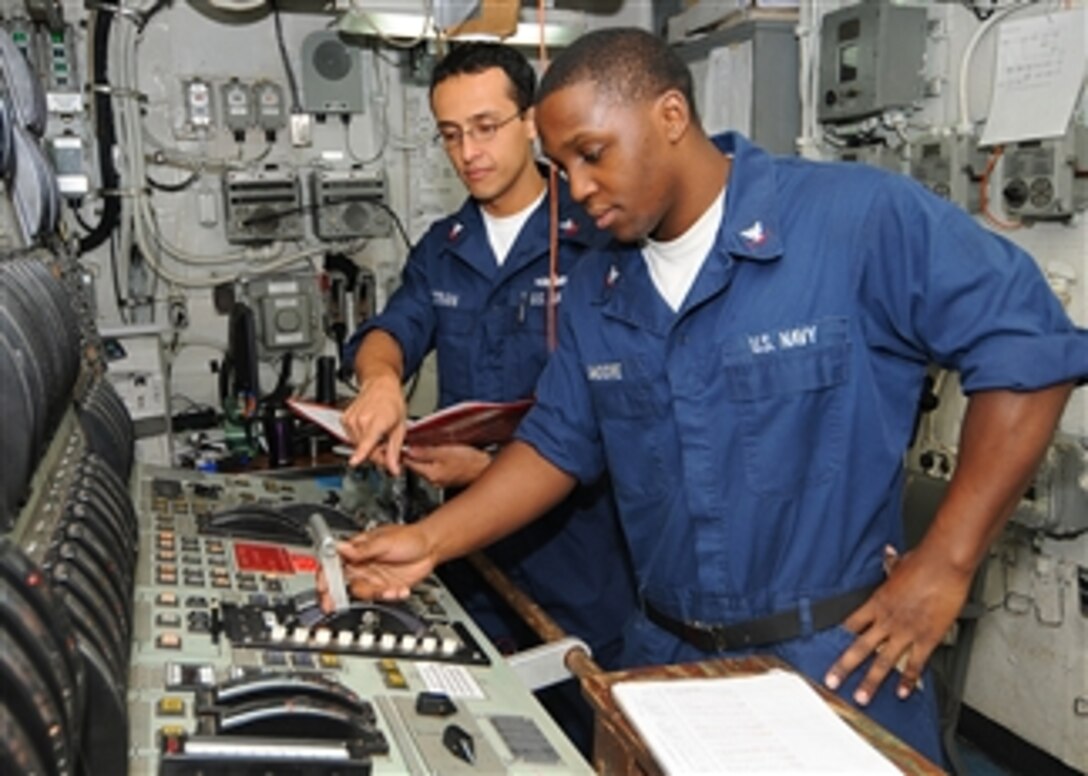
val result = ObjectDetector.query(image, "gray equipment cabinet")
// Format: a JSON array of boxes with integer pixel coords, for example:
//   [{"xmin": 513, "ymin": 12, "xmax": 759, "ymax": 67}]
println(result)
[{"xmin": 673, "ymin": 12, "xmax": 800, "ymax": 156}]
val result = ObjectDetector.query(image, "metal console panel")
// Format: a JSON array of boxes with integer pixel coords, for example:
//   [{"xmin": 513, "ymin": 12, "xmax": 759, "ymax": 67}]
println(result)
[{"xmin": 125, "ymin": 464, "xmax": 592, "ymax": 776}]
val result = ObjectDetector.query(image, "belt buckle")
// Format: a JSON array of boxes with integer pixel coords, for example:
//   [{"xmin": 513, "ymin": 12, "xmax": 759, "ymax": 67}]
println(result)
[{"xmin": 692, "ymin": 620, "xmax": 730, "ymax": 652}]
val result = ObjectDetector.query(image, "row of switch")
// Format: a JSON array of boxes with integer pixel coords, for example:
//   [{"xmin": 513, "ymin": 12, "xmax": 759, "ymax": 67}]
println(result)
[{"xmin": 266, "ymin": 624, "xmax": 461, "ymax": 657}]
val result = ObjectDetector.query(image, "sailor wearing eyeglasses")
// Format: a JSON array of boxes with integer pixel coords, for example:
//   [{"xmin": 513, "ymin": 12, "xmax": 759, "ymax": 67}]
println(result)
[{"xmin": 340, "ymin": 43, "xmax": 637, "ymax": 755}]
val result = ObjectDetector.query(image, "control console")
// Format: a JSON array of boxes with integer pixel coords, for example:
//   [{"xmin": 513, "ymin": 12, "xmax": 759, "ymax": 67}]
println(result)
[{"xmin": 124, "ymin": 466, "xmax": 591, "ymax": 775}]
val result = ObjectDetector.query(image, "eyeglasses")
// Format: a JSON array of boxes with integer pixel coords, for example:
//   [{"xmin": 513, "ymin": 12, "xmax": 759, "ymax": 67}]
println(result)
[{"xmin": 434, "ymin": 110, "xmax": 524, "ymax": 149}]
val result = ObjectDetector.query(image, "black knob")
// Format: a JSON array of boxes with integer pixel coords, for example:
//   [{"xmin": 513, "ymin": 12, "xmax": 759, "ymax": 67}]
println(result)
[{"xmin": 1003, "ymin": 178, "xmax": 1029, "ymax": 210}]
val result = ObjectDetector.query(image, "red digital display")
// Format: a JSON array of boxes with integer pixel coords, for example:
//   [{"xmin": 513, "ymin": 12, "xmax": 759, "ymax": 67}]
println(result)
[{"xmin": 233, "ymin": 543, "xmax": 297, "ymax": 574}]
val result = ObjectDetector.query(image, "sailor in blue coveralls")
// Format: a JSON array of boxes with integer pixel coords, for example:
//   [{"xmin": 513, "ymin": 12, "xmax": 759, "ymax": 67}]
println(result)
[
  {"xmin": 328, "ymin": 30, "xmax": 1087, "ymax": 766},
  {"xmin": 339, "ymin": 43, "xmax": 636, "ymax": 753}
]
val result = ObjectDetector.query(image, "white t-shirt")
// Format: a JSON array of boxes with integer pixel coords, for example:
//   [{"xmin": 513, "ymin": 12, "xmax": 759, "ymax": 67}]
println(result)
[
  {"xmin": 483, "ymin": 189, "xmax": 546, "ymax": 267},
  {"xmin": 642, "ymin": 186, "xmax": 726, "ymax": 312}
]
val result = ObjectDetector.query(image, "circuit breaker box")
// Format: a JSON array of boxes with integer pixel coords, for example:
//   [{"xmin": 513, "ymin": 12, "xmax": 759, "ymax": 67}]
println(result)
[{"xmin": 817, "ymin": 2, "xmax": 928, "ymax": 124}]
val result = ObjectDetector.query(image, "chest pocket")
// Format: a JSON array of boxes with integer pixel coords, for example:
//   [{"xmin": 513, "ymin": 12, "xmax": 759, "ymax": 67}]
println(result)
[
  {"xmin": 722, "ymin": 317, "xmax": 850, "ymax": 495},
  {"xmin": 588, "ymin": 359, "xmax": 672, "ymax": 499},
  {"xmin": 505, "ymin": 287, "xmax": 550, "ymax": 333},
  {"xmin": 433, "ymin": 307, "xmax": 475, "ymax": 400},
  {"xmin": 496, "ymin": 287, "xmax": 551, "ymax": 396}
]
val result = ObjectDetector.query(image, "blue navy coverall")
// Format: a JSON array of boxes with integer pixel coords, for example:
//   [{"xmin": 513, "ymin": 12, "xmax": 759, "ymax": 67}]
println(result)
[
  {"xmin": 346, "ymin": 179, "xmax": 637, "ymax": 671},
  {"xmin": 516, "ymin": 133, "xmax": 1088, "ymax": 763}
]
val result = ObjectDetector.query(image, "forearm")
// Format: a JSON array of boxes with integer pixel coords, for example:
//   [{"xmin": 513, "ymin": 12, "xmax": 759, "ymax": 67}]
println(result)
[
  {"xmin": 419, "ymin": 440, "xmax": 576, "ymax": 563},
  {"xmin": 355, "ymin": 330, "xmax": 404, "ymax": 386},
  {"xmin": 918, "ymin": 383, "xmax": 1074, "ymax": 574}
]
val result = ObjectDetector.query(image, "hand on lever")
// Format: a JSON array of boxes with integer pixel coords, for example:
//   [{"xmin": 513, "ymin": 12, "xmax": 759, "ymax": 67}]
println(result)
[{"xmin": 316, "ymin": 523, "xmax": 438, "ymax": 610}]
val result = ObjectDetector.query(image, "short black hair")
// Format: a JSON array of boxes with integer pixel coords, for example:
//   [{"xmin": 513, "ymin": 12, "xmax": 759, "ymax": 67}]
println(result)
[
  {"xmin": 429, "ymin": 43, "xmax": 536, "ymax": 112},
  {"xmin": 538, "ymin": 27, "xmax": 699, "ymax": 123}
]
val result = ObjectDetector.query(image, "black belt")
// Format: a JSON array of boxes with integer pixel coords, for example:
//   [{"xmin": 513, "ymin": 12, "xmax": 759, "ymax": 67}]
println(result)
[{"xmin": 644, "ymin": 584, "xmax": 878, "ymax": 653}]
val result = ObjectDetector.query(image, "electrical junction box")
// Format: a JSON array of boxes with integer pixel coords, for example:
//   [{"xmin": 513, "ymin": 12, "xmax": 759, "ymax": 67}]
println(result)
[
  {"xmin": 253, "ymin": 80, "xmax": 287, "ymax": 133},
  {"xmin": 223, "ymin": 169, "xmax": 304, "ymax": 243},
  {"xmin": 49, "ymin": 134, "xmax": 89, "ymax": 197},
  {"xmin": 243, "ymin": 274, "xmax": 324, "ymax": 357},
  {"xmin": 909, "ymin": 133, "xmax": 987, "ymax": 213},
  {"xmin": 817, "ymin": 2, "xmax": 928, "ymax": 124},
  {"xmin": 1000, "ymin": 125, "xmax": 1088, "ymax": 222},
  {"xmin": 311, "ymin": 169, "xmax": 392, "ymax": 240},
  {"xmin": 182, "ymin": 76, "xmax": 215, "ymax": 131},
  {"xmin": 220, "ymin": 78, "xmax": 253, "ymax": 135}
]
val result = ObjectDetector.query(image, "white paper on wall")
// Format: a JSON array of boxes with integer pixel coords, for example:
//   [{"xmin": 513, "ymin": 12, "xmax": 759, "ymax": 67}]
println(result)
[{"xmin": 980, "ymin": 9, "xmax": 1087, "ymax": 146}]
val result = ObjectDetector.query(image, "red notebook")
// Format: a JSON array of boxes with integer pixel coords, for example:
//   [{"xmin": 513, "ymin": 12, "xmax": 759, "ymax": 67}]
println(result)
[
  {"xmin": 287, "ymin": 397, "xmax": 534, "ymax": 448},
  {"xmin": 402, "ymin": 398, "xmax": 534, "ymax": 447}
]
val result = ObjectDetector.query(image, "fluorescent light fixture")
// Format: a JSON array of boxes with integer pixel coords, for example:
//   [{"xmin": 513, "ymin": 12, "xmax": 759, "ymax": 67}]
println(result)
[{"xmin": 336, "ymin": 7, "xmax": 585, "ymax": 47}]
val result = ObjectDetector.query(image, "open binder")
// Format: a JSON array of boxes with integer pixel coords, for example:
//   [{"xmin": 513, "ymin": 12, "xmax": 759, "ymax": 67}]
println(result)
[{"xmin": 287, "ymin": 397, "xmax": 535, "ymax": 449}]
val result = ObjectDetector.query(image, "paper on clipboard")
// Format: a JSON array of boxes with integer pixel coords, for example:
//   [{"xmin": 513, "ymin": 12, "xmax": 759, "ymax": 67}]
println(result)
[{"xmin": 611, "ymin": 669, "xmax": 900, "ymax": 775}]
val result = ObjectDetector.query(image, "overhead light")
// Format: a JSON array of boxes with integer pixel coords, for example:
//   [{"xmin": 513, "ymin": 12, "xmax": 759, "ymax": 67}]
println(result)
[
  {"xmin": 460, "ymin": 17, "xmax": 585, "ymax": 47},
  {"xmin": 336, "ymin": 7, "xmax": 585, "ymax": 47}
]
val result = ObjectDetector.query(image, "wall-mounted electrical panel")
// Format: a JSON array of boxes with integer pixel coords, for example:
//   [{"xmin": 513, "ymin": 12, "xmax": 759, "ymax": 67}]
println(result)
[
  {"xmin": 817, "ymin": 2, "xmax": 928, "ymax": 124},
  {"xmin": 1000, "ymin": 125, "xmax": 1088, "ymax": 222},
  {"xmin": 223, "ymin": 169, "xmax": 304, "ymax": 244},
  {"xmin": 909, "ymin": 133, "xmax": 987, "ymax": 212},
  {"xmin": 311, "ymin": 169, "xmax": 391, "ymax": 240},
  {"xmin": 242, "ymin": 274, "xmax": 324, "ymax": 357}
]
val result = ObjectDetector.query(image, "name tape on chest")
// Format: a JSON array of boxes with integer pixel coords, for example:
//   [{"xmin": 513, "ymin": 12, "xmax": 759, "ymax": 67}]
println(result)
[
  {"xmin": 534, "ymin": 274, "xmax": 568, "ymax": 289},
  {"xmin": 586, "ymin": 362, "xmax": 623, "ymax": 381},
  {"xmin": 432, "ymin": 290, "xmax": 460, "ymax": 308}
]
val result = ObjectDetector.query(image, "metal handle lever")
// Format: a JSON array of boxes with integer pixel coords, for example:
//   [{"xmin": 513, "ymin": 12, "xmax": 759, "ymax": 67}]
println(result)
[{"xmin": 309, "ymin": 512, "xmax": 349, "ymax": 612}]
